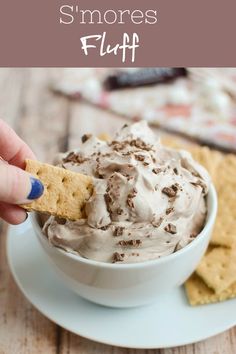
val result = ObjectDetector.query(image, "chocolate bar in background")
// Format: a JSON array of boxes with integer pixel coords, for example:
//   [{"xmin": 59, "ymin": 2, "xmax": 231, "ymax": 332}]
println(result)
[{"xmin": 104, "ymin": 68, "xmax": 187, "ymax": 90}]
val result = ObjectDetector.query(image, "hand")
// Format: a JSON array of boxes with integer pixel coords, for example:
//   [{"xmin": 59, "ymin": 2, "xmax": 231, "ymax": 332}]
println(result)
[{"xmin": 0, "ymin": 119, "xmax": 44, "ymax": 224}]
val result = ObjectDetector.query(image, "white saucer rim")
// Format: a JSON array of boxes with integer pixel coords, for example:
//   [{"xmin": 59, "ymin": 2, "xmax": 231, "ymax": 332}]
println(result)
[{"xmin": 6, "ymin": 225, "xmax": 236, "ymax": 349}]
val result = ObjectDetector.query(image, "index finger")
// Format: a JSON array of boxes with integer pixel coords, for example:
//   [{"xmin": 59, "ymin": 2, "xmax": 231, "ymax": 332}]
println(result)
[{"xmin": 0, "ymin": 119, "xmax": 35, "ymax": 168}]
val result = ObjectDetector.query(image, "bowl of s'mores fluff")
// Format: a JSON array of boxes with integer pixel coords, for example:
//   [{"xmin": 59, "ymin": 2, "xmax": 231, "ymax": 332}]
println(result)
[{"xmin": 24, "ymin": 122, "xmax": 219, "ymax": 308}]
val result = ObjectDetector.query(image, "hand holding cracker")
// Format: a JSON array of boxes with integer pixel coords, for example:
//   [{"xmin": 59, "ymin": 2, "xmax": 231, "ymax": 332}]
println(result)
[
  {"xmin": 21, "ymin": 159, "xmax": 93, "ymax": 220},
  {"xmin": 0, "ymin": 120, "xmax": 44, "ymax": 225}
]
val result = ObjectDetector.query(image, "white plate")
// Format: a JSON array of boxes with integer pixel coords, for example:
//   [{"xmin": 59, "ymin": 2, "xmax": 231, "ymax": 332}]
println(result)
[{"xmin": 7, "ymin": 222, "xmax": 236, "ymax": 349}]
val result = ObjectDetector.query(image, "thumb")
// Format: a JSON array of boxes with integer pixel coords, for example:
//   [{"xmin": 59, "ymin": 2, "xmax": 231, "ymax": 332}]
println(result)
[{"xmin": 0, "ymin": 163, "xmax": 44, "ymax": 204}]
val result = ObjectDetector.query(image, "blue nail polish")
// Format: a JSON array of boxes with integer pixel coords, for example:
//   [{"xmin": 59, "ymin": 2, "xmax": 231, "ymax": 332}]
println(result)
[{"xmin": 28, "ymin": 177, "xmax": 44, "ymax": 200}]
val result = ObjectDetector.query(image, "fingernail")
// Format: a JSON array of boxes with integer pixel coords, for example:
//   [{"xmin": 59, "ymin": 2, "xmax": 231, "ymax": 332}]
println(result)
[
  {"xmin": 24, "ymin": 213, "xmax": 29, "ymax": 221},
  {"xmin": 27, "ymin": 177, "xmax": 44, "ymax": 200}
]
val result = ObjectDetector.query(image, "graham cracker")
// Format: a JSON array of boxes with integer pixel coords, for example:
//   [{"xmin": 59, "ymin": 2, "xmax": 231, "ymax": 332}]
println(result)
[
  {"xmin": 210, "ymin": 155, "xmax": 236, "ymax": 248},
  {"xmin": 162, "ymin": 137, "xmax": 223, "ymax": 182},
  {"xmin": 187, "ymin": 148, "xmax": 236, "ymax": 248},
  {"xmin": 210, "ymin": 199, "xmax": 236, "ymax": 248},
  {"xmin": 215, "ymin": 154, "xmax": 236, "ymax": 190},
  {"xmin": 185, "ymin": 274, "xmax": 236, "ymax": 306},
  {"xmin": 164, "ymin": 137, "xmax": 236, "ymax": 248},
  {"xmin": 196, "ymin": 247, "xmax": 236, "ymax": 294},
  {"xmin": 22, "ymin": 159, "xmax": 93, "ymax": 221},
  {"xmin": 188, "ymin": 146, "xmax": 223, "ymax": 184},
  {"xmin": 162, "ymin": 137, "xmax": 236, "ymax": 305}
]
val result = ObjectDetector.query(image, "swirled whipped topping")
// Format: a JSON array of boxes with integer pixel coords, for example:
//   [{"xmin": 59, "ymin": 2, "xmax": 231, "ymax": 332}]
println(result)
[{"xmin": 44, "ymin": 121, "xmax": 210, "ymax": 263}]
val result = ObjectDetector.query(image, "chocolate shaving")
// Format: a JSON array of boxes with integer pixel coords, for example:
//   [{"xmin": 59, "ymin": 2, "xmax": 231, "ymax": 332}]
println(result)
[
  {"xmin": 173, "ymin": 168, "xmax": 178, "ymax": 175},
  {"xmin": 104, "ymin": 193, "xmax": 112, "ymax": 213},
  {"xmin": 152, "ymin": 168, "xmax": 162, "ymax": 174},
  {"xmin": 190, "ymin": 232, "xmax": 198, "ymax": 239},
  {"xmin": 173, "ymin": 243, "xmax": 179, "ymax": 252},
  {"xmin": 118, "ymin": 239, "xmax": 142, "ymax": 247},
  {"xmin": 162, "ymin": 187, "xmax": 176, "ymax": 198},
  {"xmin": 100, "ymin": 225, "xmax": 109, "ymax": 231},
  {"xmin": 162, "ymin": 183, "xmax": 179, "ymax": 198},
  {"xmin": 152, "ymin": 216, "xmax": 163, "ymax": 228},
  {"xmin": 191, "ymin": 180, "xmax": 207, "ymax": 193},
  {"xmin": 130, "ymin": 138, "xmax": 152, "ymax": 151},
  {"xmin": 127, "ymin": 198, "xmax": 134, "ymax": 208},
  {"xmin": 134, "ymin": 154, "xmax": 145, "ymax": 161},
  {"xmin": 122, "ymin": 151, "xmax": 132, "ymax": 157},
  {"xmin": 172, "ymin": 183, "xmax": 179, "ymax": 191},
  {"xmin": 104, "ymin": 193, "xmax": 112, "ymax": 204},
  {"xmin": 113, "ymin": 226, "xmax": 125, "ymax": 236},
  {"xmin": 164, "ymin": 223, "xmax": 177, "ymax": 234},
  {"xmin": 62, "ymin": 152, "xmax": 87, "ymax": 164},
  {"xmin": 126, "ymin": 188, "xmax": 137, "ymax": 209},
  {"xmin": 128, "ymin": 188, "xmax": 137, "ymax": 198},
  {"xmin": 110, "ymin": 140, "xmax": 127, "ymax": 152},
  {"xmin": 81, "ymin": 134, "xmax": 92, "ymax": 143},
  {"xmin": 112, "ymin": 252, "xmax": 125, "ymax": 263},
  {"xmin": 116, "ymin": 207, "xmax": 123, "ymax": 215},
  {"xmin": 166, "ymin": 207, "xmax": 174, "ymax": 215}
]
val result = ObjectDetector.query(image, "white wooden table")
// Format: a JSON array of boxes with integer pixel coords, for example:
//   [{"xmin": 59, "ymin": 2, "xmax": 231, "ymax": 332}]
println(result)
[{"xmin": 0, "ymin": 68, "xmax": 235, "ymax": 354}]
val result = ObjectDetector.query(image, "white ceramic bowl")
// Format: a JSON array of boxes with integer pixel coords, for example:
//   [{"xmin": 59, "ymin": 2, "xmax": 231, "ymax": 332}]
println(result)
[{"xmin": 31, "ymin": 184, "xmax": 217, "ymax": 308}]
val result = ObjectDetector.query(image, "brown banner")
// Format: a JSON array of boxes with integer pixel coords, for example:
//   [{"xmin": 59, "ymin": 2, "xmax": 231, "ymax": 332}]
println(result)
[{"xmin": 0, "ymin": 0, "xmax": 235, "ymax": 67}]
